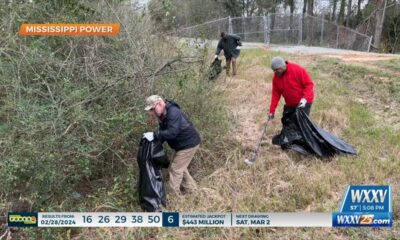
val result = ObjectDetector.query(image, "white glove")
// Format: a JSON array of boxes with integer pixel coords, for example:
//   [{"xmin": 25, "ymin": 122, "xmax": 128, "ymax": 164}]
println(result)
[
  {"xmin": 268, "ymin": 113, "xmax": 274, "ymax": 121},
  {"xmin": 236, "ymin": 46, "xmax": 241, "ymax": 50},
  {"xmin": 298, "ymin": 98, "xmax": 307, "ymax": 108},
  {"xmin": 214, "ymin": 54, "xmax": 218, "ymax": 59},
  {"xmin": 143, "ymin": 132, "xmax": 154, "ymax": 141}
]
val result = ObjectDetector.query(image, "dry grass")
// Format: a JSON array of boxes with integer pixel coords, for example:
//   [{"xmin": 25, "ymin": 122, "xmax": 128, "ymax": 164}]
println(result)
[{"xmin": 71, "ymin": 48, "xmax": 400, "ymax": 240}]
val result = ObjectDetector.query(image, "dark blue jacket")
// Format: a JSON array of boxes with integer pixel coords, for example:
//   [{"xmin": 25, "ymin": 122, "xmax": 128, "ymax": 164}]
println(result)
[
  {"xmin": 153, "ymin": 101, "xmax": 201, "ymax": 151},
  {"xmin": 215, "ymin": 34, "xmax": 242, "ymax": 59}
]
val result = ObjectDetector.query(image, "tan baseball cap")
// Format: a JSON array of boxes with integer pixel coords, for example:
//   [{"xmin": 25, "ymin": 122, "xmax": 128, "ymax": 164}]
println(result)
[{"xmin": 144, "ymin": 95, "xmax": 163, "ymax": 111}]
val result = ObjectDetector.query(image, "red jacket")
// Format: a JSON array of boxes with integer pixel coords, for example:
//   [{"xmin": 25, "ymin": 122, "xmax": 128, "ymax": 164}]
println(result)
[{"xmin": 269, "ymin": 62, "xmax": 315, "ymax": 114}]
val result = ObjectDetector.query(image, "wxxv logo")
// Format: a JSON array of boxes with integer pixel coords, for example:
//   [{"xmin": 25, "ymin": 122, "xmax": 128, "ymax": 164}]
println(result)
[
  {"xmin": 8, "ymin": 212, "xmax": 38, "ymax": 227},
  {"xmin": 333, "ymin": 213, "xmax": 391, "ymax": 227},
  {"xmin": 333, "ymin": 185, "xmax": 392, "ymax": 227}
]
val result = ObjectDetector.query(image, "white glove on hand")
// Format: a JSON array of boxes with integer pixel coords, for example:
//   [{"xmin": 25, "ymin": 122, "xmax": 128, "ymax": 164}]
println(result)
[
  {"xmin": 143, "ymin": 132, "xmax": 154, "ymax": 141},
  {"xmin": 298, "ymin": 98, "xmax": 307, "ymax": 108},
  {"xmin": 214, "ymin": 54, "xmax": 218, "ymax": 59},
  {"xmin": 236, "ymin": 46, "xmax": 241, "ymax": 50}
]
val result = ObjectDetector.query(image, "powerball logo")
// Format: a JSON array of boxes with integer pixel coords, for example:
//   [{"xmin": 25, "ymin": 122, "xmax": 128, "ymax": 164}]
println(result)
[
  {"xmin": 332, "ymin": 185, "xmax": 392, "ymax": 227},
  {"xmin": 8, "ymin": 212, "xmax": 38, "ymax": 227}
]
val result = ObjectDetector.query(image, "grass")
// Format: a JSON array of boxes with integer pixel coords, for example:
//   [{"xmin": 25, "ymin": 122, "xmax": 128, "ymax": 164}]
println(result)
[
  {"xmin": 5, "ymin": 46, "xmax": 399, "ymax": 239},
  {"xmin": 67, "ymin": 47, "xmax": 400, "ymax": 239}
]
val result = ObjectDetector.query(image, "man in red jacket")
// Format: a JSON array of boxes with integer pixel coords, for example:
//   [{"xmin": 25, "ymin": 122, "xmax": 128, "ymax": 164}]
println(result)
[{"xmin": 268, "ymin": 56, "xmax": 314, "ymax": 121}]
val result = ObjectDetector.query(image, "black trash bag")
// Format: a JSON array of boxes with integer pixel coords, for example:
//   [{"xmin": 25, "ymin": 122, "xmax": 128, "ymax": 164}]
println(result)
[
  {"xmin": 137, "ymin": 138, "xmax": 169, "ymax": 212},
  {"xmin": 151, "ymin": 141, "xmax": 170, "ymax": 168},
  {"xmin": 272, "ymin": 108, "xmax": 357, "ymax": 157},
  {"xmin": 208, "ymin": 58, "xmax": 222, "ymax": 80}
]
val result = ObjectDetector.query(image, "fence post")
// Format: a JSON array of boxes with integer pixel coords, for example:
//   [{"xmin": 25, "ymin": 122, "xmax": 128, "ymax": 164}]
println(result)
[
  {"xmin": 336, "ymin": 25, "xmax": 340, "ymax": 48},
  {"xmin": 298, "ymin": 14, "xmax": 303, "ymax": 45},
  {"xmin": 320, "ymin": 15, "xmax": 324, "ymax": 46},
  {"xmin": 367, "ymin": 36, "xmax": 373, "ymax": 52},
  {"xmin": 263, "ymin": 15, "xmax": 268, "ymax": 44},
  {"xmin": 284, "ymin": 16, "xmax": 288, "ymax": 44},
  {"xmin": 264, "ymin": 14, "xmax": 271, "ymax": 45},
  {"xmin": 242, "ymin": 17, "xmax": 246, "ymax": 41},
  {"xmin": 267, "ymin": 13, "xmax": 271, "ymax": 45},
  {"xmin": 228, "ymin": 16, "xmax": 233, "ymax": 34}
]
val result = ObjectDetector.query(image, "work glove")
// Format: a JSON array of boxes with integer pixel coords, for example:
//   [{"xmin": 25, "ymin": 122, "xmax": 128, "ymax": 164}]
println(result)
[
  {"xmin": 298, "ymin": 98, "xmax": 307, "ymax": 108},
  {"xmin": 268, "ymin": 113, "xmax": 274, "ymax": 121},
  {"xmin": 236, "ymin": 46, "xmax": 241, "ymax": 50},
  {"xmin": 214, "ymin": 54, "xmax": 218, "ymax": 60},
  {"xmin": 143, "ymin": 132, "xmax": 154, "ymax": 141}
]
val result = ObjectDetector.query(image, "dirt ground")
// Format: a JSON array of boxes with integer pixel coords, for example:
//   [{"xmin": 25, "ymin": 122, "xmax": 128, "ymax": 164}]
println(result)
[{"xmin": 269, "ymin": 45, "xmax": 400, "ymax": 60}]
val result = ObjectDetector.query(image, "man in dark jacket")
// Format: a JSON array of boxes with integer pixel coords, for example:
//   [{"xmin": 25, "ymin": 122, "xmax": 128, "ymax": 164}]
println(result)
[
  {"xmin": 215, "ymin": 31, "xmax": 242, "ymax": 76},
  {"xmin": 143, "ymin": 95, "xmax": 201, "ymax": 195}
]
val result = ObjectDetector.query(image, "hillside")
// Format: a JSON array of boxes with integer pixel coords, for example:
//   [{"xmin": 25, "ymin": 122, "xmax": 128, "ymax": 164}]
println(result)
[{"xmin": 70, "ymin": 47, "xmax": 400, "ymax": 239}]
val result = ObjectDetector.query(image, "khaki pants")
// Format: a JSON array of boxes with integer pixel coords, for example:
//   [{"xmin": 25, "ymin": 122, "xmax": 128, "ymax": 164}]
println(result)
[
  {"xmin": 167, "ymin": 145, "xmax": 199, "ymax": 195},
  {"xmin": 226, "ymin": 57, "xmax": 237, "ymax": 76}
]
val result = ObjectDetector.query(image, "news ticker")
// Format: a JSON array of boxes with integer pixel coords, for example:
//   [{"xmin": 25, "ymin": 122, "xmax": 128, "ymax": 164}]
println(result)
[
  {"xmin": 8, "ymin": 185, "xmax": 393, "ymax": 228},
  {"xmin": 7, "ymin": 212, "xmax": 392, "ymax": 228}
]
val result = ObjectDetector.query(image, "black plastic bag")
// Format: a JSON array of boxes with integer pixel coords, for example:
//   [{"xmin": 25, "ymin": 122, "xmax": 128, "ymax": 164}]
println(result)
[
  {"xmin": 151, "ymin": 141, "xmax": 170, "ymax": 168},
  {"xmin": 136, "ymin": 138, "xmax": 169, "ymax": 212},
  {"xmin": 272, "ymin": 108, "xmax": 357, "ymax": 157},
  {"xmin": 208, "ymin": 58, "xmax": 222, "ymax": 80}
]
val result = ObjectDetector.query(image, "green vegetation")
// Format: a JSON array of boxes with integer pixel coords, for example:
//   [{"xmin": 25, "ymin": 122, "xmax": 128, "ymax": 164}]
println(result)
[
  {"xmin": 0, "ymin": 0, "xmax": 229, "ymax": 222},
  {"xmin": 1, "ymin": 1, "xmax": 399, "ymax": 239}
]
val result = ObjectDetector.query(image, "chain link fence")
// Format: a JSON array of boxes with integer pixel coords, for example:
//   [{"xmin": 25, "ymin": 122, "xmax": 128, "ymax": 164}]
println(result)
[{"xmin": 171, "ymin": 14, "xmax": 372, "ymax": 52}]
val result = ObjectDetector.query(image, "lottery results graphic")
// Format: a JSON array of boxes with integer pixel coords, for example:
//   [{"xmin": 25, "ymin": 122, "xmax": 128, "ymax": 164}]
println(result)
[{"xmin": 8, "ymin": 185, "xmax": 392, "ymax": 228}]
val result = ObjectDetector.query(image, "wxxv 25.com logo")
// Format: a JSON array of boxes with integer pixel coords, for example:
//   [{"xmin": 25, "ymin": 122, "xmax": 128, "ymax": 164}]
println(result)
[{"xmin": 332, "ymin": 185, "xmax": 392, "ymax": 227}]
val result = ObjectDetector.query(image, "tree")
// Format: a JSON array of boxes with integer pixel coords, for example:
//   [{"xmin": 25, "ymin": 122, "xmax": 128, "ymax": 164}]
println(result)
[
  {"xmin": 307, "ymin": 0, "xmax": 314, "ymax": 15},
  {"xmin": 346, "ymin": 0, "xmax": 352, "ymax": 27},
  {"xmin": 338, "ymin": 0, "xmax": 346, "ymax": 24},
  {"xmin": 331, "ymin": 0, "xmax": 339, "ymax": 22},
  {"xmin": 284, "ymin": 0, "xmax": 295, "ymax": 14},
  {"xmin": 373, "ymin": 0, "xmax": 387, "ymax": 47},
  {"xmin": 284, "ymin": 0, "xmax": 295, "ymax": 29},
  {"xmin": 148, "ymin": 0, "xmax": 228, "ymax": 30},
  {"xmin": 355, "ymin": 0, "xmax": 364, "ymax": 25},
  {"xmin": 255, "ymin": 0, "xmax": 275, "ymax": 15},
  {"xmin": 380, "ymin": 0, "xmax": 399, "ymax": 52},
  {"xmin": 388, "ymin": 14, "xmax": 400, "ymax": 52},
  {"xmin": 301, "ymin": 0, "xmax": 314, "ymax": 16},
  {"xmin": 221, "ymin": 0, "xmax": 242, "ymax": 16}
]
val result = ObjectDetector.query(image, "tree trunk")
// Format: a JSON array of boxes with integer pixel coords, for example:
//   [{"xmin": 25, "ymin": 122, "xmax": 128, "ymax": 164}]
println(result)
[
  {"xmin": 270, "ymin": 0, "xmax": 277, "ymax": 38},
  {"xmin": 346, "ymin": 0, "xmax": 352, "ymax": 27},
  {"xmin": 242, "ymin": 0, "xmax": 245, "ymax": 16},
  {"xmin": 338, "ymin": 0, "xmax": 346, "ymax": 24},
  {"xmin": 357, "ymin": 0, "xmax": 363, "ymax": 16},
  {"xmin": 355, "ymin": 0, "xmax": 363, "ymax": 25},
  {"xmin": 307, "ymin": 0, "xmax": 314, "ymax": 16},
  {"xmin": 373, "ymin": 0, "xmax": 387, "ymax": 47},
  {"xmin": 289, "ymin": 2, "xmax": 294, "ymax": 29},
  {"xmin": 332, "ymin": 0, "xmax": 338, "ymax": 22}
]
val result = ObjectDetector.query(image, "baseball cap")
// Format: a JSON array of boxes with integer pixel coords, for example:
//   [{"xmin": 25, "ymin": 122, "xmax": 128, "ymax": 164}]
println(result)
[
  {"xmin": 271, "ymin": 56, "xmax": 286, "ymax": 70},
  {"xmin": 144, "ymin": 95, "xmax": 163, "ymax": 111}
]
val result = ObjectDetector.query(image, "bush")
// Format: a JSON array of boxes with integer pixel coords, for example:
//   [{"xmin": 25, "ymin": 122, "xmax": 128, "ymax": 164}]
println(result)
[{"xmin": 0, "ymin": 0, "xmax": 229, "ymax": 212}]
